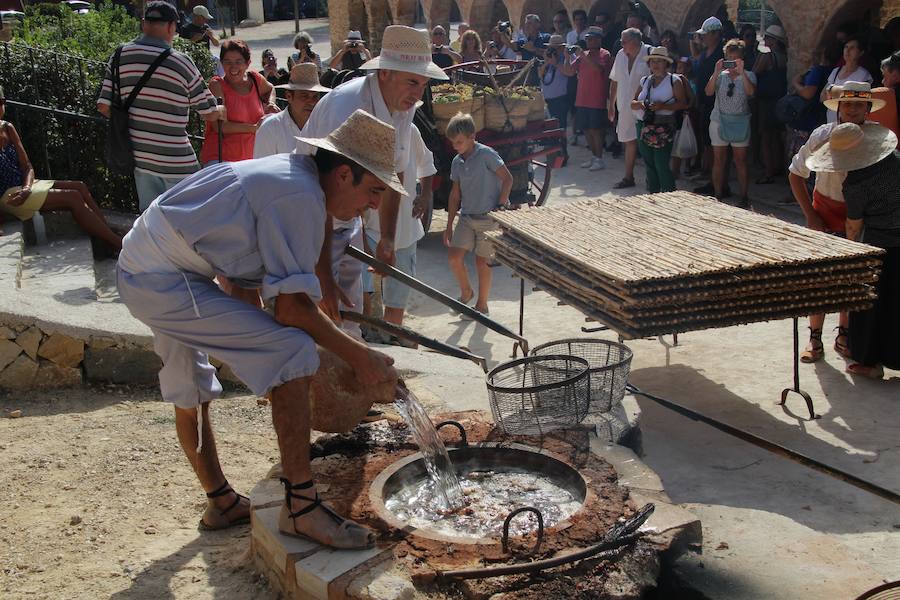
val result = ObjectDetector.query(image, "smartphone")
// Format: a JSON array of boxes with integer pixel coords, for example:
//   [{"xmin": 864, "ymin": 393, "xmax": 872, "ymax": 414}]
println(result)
[{"xmin": 723, "ymin": 60, "xmax": 737, "ymax": 69}]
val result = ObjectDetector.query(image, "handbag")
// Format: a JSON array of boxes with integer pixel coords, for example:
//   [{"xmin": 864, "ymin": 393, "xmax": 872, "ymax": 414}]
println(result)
[
  {"xmin": 718, "ymin": 112, "xmax": 751, "ymax": 144},
  {"xmin": 105, "ymin": 46, "xmax": 172, "ymax": 175}
]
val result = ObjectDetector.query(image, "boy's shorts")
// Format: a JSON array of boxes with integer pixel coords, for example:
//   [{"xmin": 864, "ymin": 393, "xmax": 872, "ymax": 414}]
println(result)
[
  {"xmin": 451, "ymin": 215, "xmax": 497, "ymax": 259},
  {"xmin": 576, "ymin": 107, "xmax": 608, "ymax": 131},
  {"xmin": 361, "ymin": 234, "xmax": 417, "ymax": 309}
]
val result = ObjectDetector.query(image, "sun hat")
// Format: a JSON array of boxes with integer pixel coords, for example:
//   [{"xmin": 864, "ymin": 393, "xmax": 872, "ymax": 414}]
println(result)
[
  {"xmin": 584, "ymin": 26, "xmax": 604, "ymax": 38},
  {"xmin": 192, "ymin": 5, "xmax": 213, "ymax": 19},
  {"xmin": 296, "ymin": 109, "xmax": 406, "ymax": 196},
  {"xmin": 276, "ymin": 63, "xmax": 331, "ymax": 93},
  {"xmin": 764, "ymin": 24, "xmax": 787, "ymax": 44},
  {"xmin": 823, "ymin": 81, "xmax": 887, "ymax": 112},
  {"xmin": 805, "ymin": 122, "xmax": 898, "ymax": 173},
  {"xmin": 644, "ymin": 46, "xmax": 674, "ymax": 64},
  {"xmin": 548, "ymin": 34, "xmax": 566, "ymax": 47},
  {"xmin": 359, "ymin": 25, "xmax": 448, "ymax": 80},
  {"xmin": 346, "ymin": 30, "xmax": 363, "ymax": 41},
  {"xmin": 144, "ymin": 0, "xmax": 178, "ymax": 23},
  {"xmin": 693, "ymin": 16, "xmax": 723, "ymax": 35}
]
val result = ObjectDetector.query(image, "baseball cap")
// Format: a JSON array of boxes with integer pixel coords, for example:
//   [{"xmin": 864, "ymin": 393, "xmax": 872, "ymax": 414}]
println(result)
[
  {"xmin": 693, "ymin": 16, "xmax": 722, "ymax": 35},
  {"xmin": 144, "ymin": 1, "xmax": 178, "ymax": 23},
  {"xmin": 192, "ymin": 5, "xmax": 214, "ymax": 19}
]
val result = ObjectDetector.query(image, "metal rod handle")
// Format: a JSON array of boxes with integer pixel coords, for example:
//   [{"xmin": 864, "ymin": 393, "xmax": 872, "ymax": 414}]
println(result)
[
  {"xmin": 435, "ymin": 420, "xmax": 468, "ymax": 447},
  {"xmin": 501, "ymin": 506, "xmax": 544, "ymax": 556}
]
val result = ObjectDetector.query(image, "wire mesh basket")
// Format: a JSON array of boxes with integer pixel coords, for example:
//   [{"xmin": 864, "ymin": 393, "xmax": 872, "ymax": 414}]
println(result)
[
  {"xmin": 486, "ymin": 354, "xmax": 591, "ymax": 435},
  {"xmin": 531, "ymin": 339, "xmax": 633, "ymax": 414}
]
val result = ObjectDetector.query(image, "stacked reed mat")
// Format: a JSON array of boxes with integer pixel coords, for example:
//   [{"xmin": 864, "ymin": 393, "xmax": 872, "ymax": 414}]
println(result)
[{"xmin": 488, "ymin": 192, "xmax": 885, "ymax": 339}]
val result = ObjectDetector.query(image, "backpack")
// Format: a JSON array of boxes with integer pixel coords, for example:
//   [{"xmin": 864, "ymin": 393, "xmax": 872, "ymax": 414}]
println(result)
[{"xmin": 105, "ymin": 45, "xmax": 172, "ymax": 175}]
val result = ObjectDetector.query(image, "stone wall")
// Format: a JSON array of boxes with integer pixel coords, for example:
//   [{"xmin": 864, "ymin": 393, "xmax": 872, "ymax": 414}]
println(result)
[{"xmin": 329, "ymin": 0, "xmax": 891, "ymax": 79}]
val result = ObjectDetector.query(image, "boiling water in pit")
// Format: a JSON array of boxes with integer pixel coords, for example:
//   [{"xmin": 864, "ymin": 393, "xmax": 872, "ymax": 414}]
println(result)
[
  {"xmin": 384, "ymin": 469, "xmax": 583, "ymax": 539},
  {"xmin": 394, "ymin": 386, "xmax": 464, "ymax": 509}
]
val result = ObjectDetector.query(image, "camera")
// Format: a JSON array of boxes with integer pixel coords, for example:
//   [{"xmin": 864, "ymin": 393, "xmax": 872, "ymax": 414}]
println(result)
[
  {"xmin": 498, "ymin": 21, "xmax": 511, "ymax": 35},
  {"xmin": 723, "ymin": 59, "xmax": 737, "ymax": 69},
  {"xmin": 643, "ymin": 99, "xmax": 656, "ymax": 124},
  {"xmin": 567, "ymin": 45, "xmax": 580, "ymax": 54},
  {"xmin": 488, "ymin": 41, "xmax": 498, "ymax": 49},
  {"xmin": 546, "ymin": 47, "xmax": 557, "ymax": 59},
  {"xmin": 349, "ymin": 41, "xmax": 359, "ymax": 49}
]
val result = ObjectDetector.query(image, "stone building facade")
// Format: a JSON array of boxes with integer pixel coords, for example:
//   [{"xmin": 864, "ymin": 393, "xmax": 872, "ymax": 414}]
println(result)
[{"xmin": 326, "ymin": 0, "xmax": 900, "ymax": 79}]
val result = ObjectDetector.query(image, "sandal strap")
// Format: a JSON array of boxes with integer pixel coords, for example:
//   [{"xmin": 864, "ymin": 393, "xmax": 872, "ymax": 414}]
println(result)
[
  {"xmin": 206, "ymin": 481, "xmax": 232, "ymax": 499},
  {"xmin": 279, "ymin": 477, "xmax": 345, "ymax": 525},
  {"xmin": 834, "ymin": 326, "xmax": 849, "ymax": 337},
  {"xmin": 808, "ymin": 327, "xmax": 823, "ymax": 340},
  {"xmin": 219, "ymin": 492, "xmax": 248, "ymax": 517}
]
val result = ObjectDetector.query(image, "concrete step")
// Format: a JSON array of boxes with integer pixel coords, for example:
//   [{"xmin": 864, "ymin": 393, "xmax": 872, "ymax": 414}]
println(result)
[
  {"xmin": 0, "ymin": 220, "xmax": 25, "ymax": 289},
  {"xmin": 19, "ymin": 236, "xmax": 97, "ymax": 304}
]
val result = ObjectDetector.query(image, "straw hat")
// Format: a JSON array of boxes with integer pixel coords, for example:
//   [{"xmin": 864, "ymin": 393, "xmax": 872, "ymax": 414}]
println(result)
[
  {"xmin": 276, "ymin": 63, "xmax": 330, "ymax": 93},
  {"xmin": 805, "ymin": 122, "xmax": 898, "ymax": 173},
  {"xmin": 296, "ymin": 109, "xmax": 406, "ymax": 196},
  {"xmin": 644, "ymin": 46, "xmax": 674, "ymax": 64},
  {"xmin": 764, "ymin": 24, "xmax": 787, "ymax": 44},
  {"xmin": 360, "ymin": 25, "xmax": 448, "ymax": 80},
  {"xmin": 548, "ymin": 34, "xmax": 565, "ymax": 47},
  {"xmin": 824, "ymin": 81, "xmax": 886, "ymax": 113}
]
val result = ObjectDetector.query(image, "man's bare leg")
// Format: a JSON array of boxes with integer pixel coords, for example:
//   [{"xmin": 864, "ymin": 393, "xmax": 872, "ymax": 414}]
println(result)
[
  {"xmin": 384, "ymin": 307, "xmax": 404, "ymax": 326},
  {"xmin": 174, "ymin": 403, "xmax": 250, "ymax": 525},
  {"xmin": 272, "ymin": 377, "xmax": 374, "ymax": 548}
]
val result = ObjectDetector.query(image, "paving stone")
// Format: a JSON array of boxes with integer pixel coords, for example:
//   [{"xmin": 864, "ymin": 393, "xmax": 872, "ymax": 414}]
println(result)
[
  {"xmin": 250, "ymin": 478, "xmax": 284, "ymax": 511},
  {"xmin": 35, "ymin": 361, "xmax": 83, "ymax": 389},
  {"xmin": 251, "ymin": 506, "xmax": 320, "ymax": 576},
  {"xmin": 0, "ymin": 338, "xmax": 22, "ymax": 371},
  {"xmin": 83, "ymin": 346, "xmax": 161, "ymax": 384},
  {"xmin": 344, "ymin": 561, "xmax": 414, "ymax": 600},
  {"xmin": 589, "ymin": 436, "xmax": 666, "ymax": 494},
  {"xmin": 295, "ymin": 545, "xmax": 391, "ymax": 600},
  {"xmin": 15, "ymin": 326, "xmax": 42, "ymax": 361},
  {"xmin": 0, "ymin": 326, "xmax": 15, "ymax": 339},
  {"xmin": 0, "ymin": 354, "xmax": 39, "ymax": 390},
  {"xmin": 37, "ymin": 333, "xmax": 85, "ymax": 368}
]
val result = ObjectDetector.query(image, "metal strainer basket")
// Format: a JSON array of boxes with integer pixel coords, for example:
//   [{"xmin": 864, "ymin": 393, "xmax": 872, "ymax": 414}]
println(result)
[
  {"xmin": 531, "ymin": 339, "xmax": 633, "ymax": 414},
  {"xmin": 486, "ymin": 354, "xmax": 591, "ymax": 435}
]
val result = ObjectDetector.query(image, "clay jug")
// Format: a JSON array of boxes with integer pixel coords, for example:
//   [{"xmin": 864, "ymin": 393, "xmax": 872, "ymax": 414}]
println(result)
[{"xmin": 309, "ymin": 347, "xmax": 397, "ymax": 433}]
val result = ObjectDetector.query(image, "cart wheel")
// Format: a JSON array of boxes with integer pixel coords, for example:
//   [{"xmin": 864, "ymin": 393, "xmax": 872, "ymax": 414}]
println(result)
[{"xmin": 529, "ymin": 160, "xmax": 553, "ymax": 206}]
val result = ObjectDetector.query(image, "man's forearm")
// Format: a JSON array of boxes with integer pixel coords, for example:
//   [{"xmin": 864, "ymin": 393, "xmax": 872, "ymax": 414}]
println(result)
[
  {"xmin": 275, "ymin": 293, "xmax": 366, "ymax": 364},
  {"xmin": 789, "ymin": 172, "xmax": 816, "ymax": 221},
  {"xmin": 378, "ymin": 188, "xmax": 402, "ymax": 243}
]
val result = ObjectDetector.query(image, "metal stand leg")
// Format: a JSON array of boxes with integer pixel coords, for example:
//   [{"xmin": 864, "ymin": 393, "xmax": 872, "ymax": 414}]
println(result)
[
  {"xmin": 778, "ymin": 317, "xmax": 819, "ymax": 420},
  {"xmin": 513, "ymin": 277, "xmax": 526, "ymax": 358}
]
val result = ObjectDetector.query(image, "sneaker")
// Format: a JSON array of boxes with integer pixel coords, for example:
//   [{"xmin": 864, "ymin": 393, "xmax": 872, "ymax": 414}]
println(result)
[
  {"xmin": 589, "ymin": 157, "xmax": 606, "ymax": 171},
  {"xmin": 569, "ymin": 134, "xmax": 580, "ymax": 146},
  {"xmin": 693, "ymin": 182, "xmax": 715, "ymax": 195},
  {"xmin": 580, "ymin": 158, "xmax": 594, "ymax": 168}
]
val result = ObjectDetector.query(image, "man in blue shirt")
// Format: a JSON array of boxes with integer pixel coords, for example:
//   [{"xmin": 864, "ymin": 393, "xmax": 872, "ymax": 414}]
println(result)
[
  {"xmin": 116, "ymin": 110, "xmax": 401, "ymax": 549},
  {"xmin": 517, "ymin": 14, "xmax": 550, "ymax": 61}
]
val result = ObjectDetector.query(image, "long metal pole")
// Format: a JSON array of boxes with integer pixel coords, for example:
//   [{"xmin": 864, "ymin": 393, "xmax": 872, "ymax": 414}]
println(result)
[
  {"xmin": 293, "ymin": 0, "xmax": 299, "ymax": 33},
  {"xmin": 626, "ymin": 384, "xmax": 900, "ymax": 505},
  {"xmin": 345, "ymin": 245, "xmax": 529, "ymax": 353}
]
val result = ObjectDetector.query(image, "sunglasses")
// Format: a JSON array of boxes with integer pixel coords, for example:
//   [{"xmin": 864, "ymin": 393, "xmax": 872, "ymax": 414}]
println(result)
[{"xmin": 727, "ymin": 82, "xmax": 735, "ymax": 97}]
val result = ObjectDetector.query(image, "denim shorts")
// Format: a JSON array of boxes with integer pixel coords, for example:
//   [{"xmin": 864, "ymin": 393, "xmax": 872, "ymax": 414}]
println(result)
[
  {"xmin": 361, "ymin": 234, "xmax": 417, "ymax": 309},
  {"xmin": 134, "ymin": 170, "xmax": 182, "ymax": 212}
]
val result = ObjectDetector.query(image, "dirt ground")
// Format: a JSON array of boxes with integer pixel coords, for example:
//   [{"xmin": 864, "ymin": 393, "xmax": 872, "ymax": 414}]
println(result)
[{"xmin": 0, "ymin": 386, "xmax": 278, "ymax": 600}]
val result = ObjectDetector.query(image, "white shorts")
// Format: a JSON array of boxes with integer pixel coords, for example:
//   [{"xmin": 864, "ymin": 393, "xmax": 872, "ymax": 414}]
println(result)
[
  {"xmin": 709, "ymin": 120, "xmax": 750, "ymax": 148},
  {"xmin": 616, "ymin": 109, "xmax": 638, "ymax": 143}
]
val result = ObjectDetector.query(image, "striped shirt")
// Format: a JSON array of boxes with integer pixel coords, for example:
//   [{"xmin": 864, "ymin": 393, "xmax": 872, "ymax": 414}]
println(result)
[{"xmin": 98, "ymin": 35, "xmax": 217, "ymax": 178}]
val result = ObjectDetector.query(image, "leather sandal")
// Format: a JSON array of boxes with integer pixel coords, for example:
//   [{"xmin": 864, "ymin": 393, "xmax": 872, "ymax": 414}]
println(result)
[
  {"xmin": 278, "ymin": 478, "xmax": 375, "ymax": 549},
  {"xmin": 613, "ymin": 177, "xmax": 635, "ymax": 189},
  {"xmin": 834, "ymin": 326, "xmax": 851, "ymax": 359},
  {"xmin": 800, "ymin": 328, "xmax": 824, "ymax": 363},
  {"xmin": 846, "ymin": 363, "xmax": 884, "ymax": 380},
  {"xmin": 198, "ymin": 481, "xmax": 250, "ymax": 530}
]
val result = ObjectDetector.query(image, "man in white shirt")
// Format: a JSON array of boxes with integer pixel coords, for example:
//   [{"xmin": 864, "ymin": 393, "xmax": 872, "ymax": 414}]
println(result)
[
  {"xmin": 253, "ymin": 64, "xmax": 329, "ymax": 158},
  {"xmin": 608, "ymin": 27, "xmax": 651, "ymax": 189},
  {"xmin": 566, "ymin": 9, "xmax": 588, "ymax": 46},
  {"xmin": 299, "ymin": 25, "xmax": 447, "ymax": 332}
]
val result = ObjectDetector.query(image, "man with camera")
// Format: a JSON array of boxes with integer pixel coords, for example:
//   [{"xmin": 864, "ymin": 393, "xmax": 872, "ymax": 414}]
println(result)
[
  {"xmin": 516, "ymin": 14, "xmax": 550, "ymax": 61},
  {"xmin": 431, "ymin": 25, "xmax": 462, "ymax": 70},
  {"xmin": 328, "ymin": 30, "xmax": 372, "ymax": 72},
  {"xmin": 180, "ymin": 5, "xmax": 219, "ymax": 51},
  {"xmin": 486, "ymin": 21, "xmax": 517, "ymax": 61},
  {"xmin": 540, "ymin": 35, "xmax": 572, "ymax": 164}
]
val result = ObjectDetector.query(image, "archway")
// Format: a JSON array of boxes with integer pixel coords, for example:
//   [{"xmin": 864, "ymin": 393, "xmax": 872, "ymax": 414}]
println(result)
[
  {"xmin": 520, "ymin": 0, "xmax": 567, "ymax": 31},
  {"xmin": 391, "ymin": 0, "xmax": 420, "ymax": 26},
  {"xmin": 468, "ymin": 0, "xmax": 509, "ymax": 41},
  {"xmin": 815, "ymin": 0, "xmax": 884, "ymax": 56}
]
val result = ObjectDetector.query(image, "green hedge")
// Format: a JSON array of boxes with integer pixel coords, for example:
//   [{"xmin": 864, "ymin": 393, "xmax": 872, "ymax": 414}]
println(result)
[{"xmin": 2, "ymin": 3, "xmax": 217, "ymax": 213}]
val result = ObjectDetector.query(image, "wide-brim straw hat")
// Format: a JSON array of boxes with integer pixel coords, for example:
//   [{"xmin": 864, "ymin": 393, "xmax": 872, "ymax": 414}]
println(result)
[
  {"xmin": 824, "ymin": 81, "xmax": 887, "ymax": 113},
  {"xmin": 548, "ymin": 34, "xmax": 565, "ymax": 47},
  {"xmin": 360, "ymin": 25, "xmax": 448, "ymax": 80},
  {"xmin": 644, "ymin": 46, "xmax": 674, "ymax": 64},
  {"xmin": 296, "ymin": 109, "xmax": 407, "ymax": 196},
  {"xmin": 276, "ymin": 63, "xmax": 330, "ymax": 93},
  {"xmin": 806, "ymin": 122, "xmax": 897, "ymax": 173}
]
